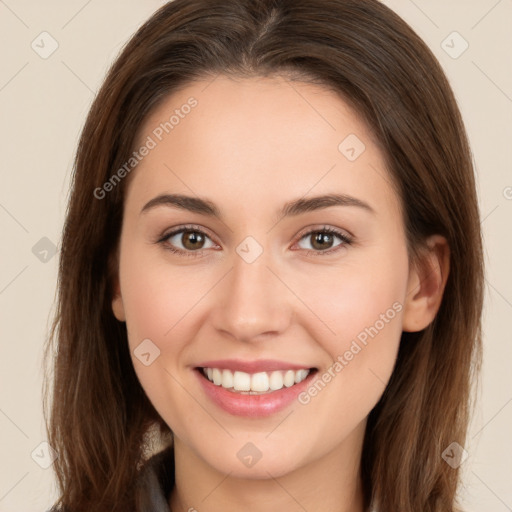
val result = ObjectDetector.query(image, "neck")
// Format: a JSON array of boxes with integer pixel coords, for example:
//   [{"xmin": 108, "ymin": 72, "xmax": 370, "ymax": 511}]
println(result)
[{"xmin": 169, "ymin": 423, "xmax": 367, "ymax": 512}]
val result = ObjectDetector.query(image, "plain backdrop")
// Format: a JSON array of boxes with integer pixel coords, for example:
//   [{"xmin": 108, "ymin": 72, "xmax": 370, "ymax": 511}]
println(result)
[{"xmin": 0, "ymin": 1, "xmax": 511, "ymax": 510}]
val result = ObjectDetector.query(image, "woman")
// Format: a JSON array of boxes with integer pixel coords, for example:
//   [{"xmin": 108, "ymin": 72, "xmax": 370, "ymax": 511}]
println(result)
[{"xmin": 44, "ymin": 0, "xmax": 484, "ymax": 511}]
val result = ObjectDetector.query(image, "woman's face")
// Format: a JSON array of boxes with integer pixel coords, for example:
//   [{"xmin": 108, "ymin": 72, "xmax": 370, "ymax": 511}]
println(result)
[{"xmin": 112, "ymin": 74, "xmax": 415, "ymax": 478}]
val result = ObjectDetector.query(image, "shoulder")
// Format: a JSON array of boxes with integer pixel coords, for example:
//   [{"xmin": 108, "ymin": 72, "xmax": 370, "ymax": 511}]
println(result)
[
  {"xmin": 45, "ymin": 446, "xmax": 175, "ymax": 512},
  {"xmin": 135, "ymin": 444, "xmax": 175, "ymax": 512}
]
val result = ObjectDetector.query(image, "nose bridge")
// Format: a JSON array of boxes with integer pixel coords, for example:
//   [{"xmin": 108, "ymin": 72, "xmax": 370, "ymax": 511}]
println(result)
[{"xmin": 213, "ymin": 244, "xmax": 291, "ymax": 342}]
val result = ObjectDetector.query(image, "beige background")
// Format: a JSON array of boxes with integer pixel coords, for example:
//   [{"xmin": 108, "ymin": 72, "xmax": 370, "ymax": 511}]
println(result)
[{"xmin": 0, "ymin": 1, "xmax": 511, "ymax": 510}]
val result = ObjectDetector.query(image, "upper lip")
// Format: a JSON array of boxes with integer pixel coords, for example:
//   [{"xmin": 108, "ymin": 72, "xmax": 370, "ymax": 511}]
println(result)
[{"xmin": 196, "ymin": 359, "xmax": 315, "ymax": 373}]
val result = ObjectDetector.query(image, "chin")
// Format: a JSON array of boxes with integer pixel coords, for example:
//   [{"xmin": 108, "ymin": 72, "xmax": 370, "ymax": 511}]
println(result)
[{"xmin": 193, "ymin": 434, "xmax": 311, "ymax": 480}]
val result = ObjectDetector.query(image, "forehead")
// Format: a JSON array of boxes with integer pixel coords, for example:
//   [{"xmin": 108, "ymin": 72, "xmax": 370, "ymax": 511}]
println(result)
[
  {"xmin": 126, "ymin": 75, "xmax": 400, "ymax": 221},
  {"xmin": 136, "ymin": 74, "xmax": 375, "ymax": 157}
]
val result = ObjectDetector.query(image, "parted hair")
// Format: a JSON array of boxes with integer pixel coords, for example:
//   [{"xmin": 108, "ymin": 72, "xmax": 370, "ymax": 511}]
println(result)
[{"xmin": 44, "ymin": 1, "xmax": 484, "ymax": 510}]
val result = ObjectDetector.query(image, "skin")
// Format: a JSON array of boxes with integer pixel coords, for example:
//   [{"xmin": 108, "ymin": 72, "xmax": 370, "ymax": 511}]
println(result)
[{"xmin": 111, "ymin": 74, "xmax": 449, "ymax": 512}]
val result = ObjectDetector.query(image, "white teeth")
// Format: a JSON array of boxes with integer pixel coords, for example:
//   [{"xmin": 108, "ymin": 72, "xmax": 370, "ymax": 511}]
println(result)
[
  {"xmin": 269, "ymin": 371, "xmax": 284, "ymax": 390},
  {"xmin": 283, "ymin": 370, "xmax": 295, "ymax": 387},
  {"xmin": 222, "ymin": 369, "xmax": 233, "ymax": 388},
  {"xmin": 295, "ymin": 369, "xmax": 309, "ymax": 384},
  {"xmin": 202, "ymin": 367, "xmax": 311, "ymax": 393},
  {"xmin": 251, "ymin": 372, "xmax": 269, "ymax": 392},
  {"xmin": 212, "ymin": 368, "xmax": 222, "ymax": 386},
  {"xmin": 233, "ymin": 371, "xmax": 251, "ymax": 391}
]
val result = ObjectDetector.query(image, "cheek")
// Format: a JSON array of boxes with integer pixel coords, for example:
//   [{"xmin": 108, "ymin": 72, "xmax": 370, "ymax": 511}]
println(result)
[
  {"xmin": 118, "ymin": 248, "xmax": 202, "ymax": 429},
  {"xmin": 296, "ymin": 244, "xmax": 408, "ymax": 356},
  {"xmin": 293, "ymin": 240, "xmax": 408, "ymax": 419},
  {"xmin": 119, "ymin": 242, "xmax": 201, "ymax": 349},
  {"xmin": 117, "ymin": 239, "xmax": 223, "ymax": 398}
]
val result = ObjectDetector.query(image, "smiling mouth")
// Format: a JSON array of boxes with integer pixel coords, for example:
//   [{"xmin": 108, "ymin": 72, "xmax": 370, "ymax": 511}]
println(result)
[{"xmin": 197, "ymin": 367, "xmax": 318, "ymax": 394}]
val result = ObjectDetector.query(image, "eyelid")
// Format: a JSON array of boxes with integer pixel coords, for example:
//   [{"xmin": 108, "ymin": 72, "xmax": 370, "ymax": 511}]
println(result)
[
  {"xmin": 294, "ymin": 224, "xmax": 354, "ymax": 243},
  {"xmin": 157, "ymin": 224, "xmax": 220, "ymax": 248}
]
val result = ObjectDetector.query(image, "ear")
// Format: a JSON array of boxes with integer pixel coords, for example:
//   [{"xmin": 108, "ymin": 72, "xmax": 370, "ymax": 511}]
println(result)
[
  {"xmin": 402, "ymin": 235, "xmax": 450, "ymax": 332},
  {"xmin": 111, "ymin": 278, "xmax": 126, "ymax": 322},
  {"xmin": 110, "ymin": 248, "xmax": 126, "ymax": 322}
]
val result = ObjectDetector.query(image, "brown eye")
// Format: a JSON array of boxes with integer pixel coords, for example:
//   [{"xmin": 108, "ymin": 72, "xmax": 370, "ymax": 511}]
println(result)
[
  {"xmin": 181, "ymin": 231, "xmax": 206, "ymax": 250},
  {"xmin": 160, "ymin": 227, "xmax": 216, "ymax": 255},
  {"xmin": 309, "ymin": 232, "xmax": 336, "ymax": 251},
  {"xmin": 296, "ymin": 227, "xmax": 351, "ymax": 254}
]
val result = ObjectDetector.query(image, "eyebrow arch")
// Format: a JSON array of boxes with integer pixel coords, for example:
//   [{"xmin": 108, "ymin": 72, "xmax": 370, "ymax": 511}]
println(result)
[{"xmin": 140, "ymin": 193, "xmax": 375, "ymax": 220}]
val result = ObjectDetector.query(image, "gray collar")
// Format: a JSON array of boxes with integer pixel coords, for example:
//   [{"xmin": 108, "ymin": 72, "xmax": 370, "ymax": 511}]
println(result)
[{"xmin": 136, "ymin": 446, "xmax": 174, "ymax": 512}]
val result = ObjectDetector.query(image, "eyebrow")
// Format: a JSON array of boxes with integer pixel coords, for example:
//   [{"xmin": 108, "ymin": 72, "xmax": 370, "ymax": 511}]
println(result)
[{"xmin": 140, "ymin": 192, "xmax": 375, "ymax": 220}]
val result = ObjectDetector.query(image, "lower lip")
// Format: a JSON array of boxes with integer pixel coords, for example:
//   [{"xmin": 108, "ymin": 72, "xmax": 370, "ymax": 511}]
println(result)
[{"xmin": 195, "ymin": 368, "xmax": 317, "ymax": 417}]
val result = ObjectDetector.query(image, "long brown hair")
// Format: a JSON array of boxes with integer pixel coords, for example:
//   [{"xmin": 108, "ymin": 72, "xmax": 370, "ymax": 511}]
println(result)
[{"xmin": 43, "ymin": 0, "xmax": 484, "ymax": 510}]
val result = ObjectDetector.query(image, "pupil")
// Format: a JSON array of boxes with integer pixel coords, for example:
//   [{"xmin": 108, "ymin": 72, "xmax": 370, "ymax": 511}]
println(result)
[
  {"xmin": 313, "ymin": 232, "xmax": 332, "ymax": 250},
  {"xmin": 184, "ymin": 231, "xmax": 204, "ymax": 249}
]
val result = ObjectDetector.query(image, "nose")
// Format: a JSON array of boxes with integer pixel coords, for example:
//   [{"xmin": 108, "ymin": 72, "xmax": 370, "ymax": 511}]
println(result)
[{"xmin": 211, "ymin": 249, "xmax": 293, "ymax": 344}]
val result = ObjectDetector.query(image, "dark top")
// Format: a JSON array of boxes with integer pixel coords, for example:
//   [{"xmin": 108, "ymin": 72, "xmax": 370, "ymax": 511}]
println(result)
[
  {"xmin": 136, "ymin": 445, "xmax": 175, "ymax": 512},
  {"xmin": 47, "ymin": 447, "xmax": 175, "ymax": 512}
]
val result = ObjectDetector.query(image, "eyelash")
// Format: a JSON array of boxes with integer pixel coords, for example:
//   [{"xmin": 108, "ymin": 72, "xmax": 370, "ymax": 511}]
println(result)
[{"xmin": 157, "ymin": 224, "xmax": 353, "ymax": 258}]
